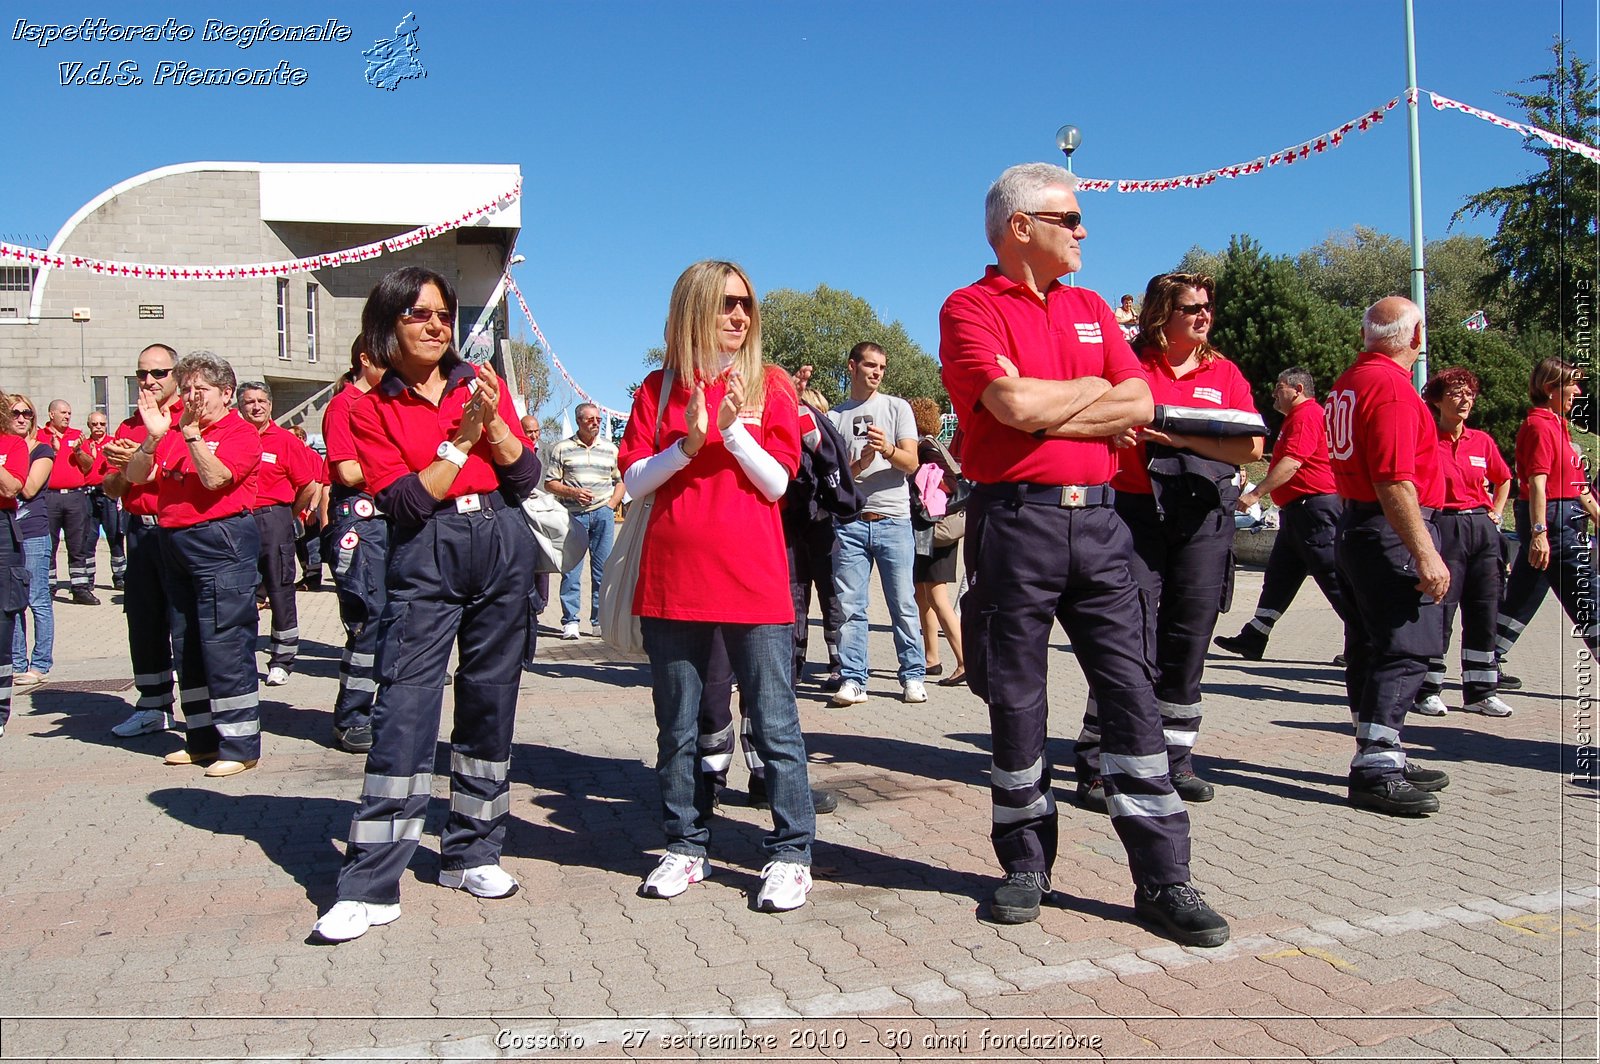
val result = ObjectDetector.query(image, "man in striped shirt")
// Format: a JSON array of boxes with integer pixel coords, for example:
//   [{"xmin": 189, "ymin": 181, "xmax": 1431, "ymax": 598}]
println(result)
[{"xmin": 545, "ymin": 403, "xmax": 623, "ymax": 639}]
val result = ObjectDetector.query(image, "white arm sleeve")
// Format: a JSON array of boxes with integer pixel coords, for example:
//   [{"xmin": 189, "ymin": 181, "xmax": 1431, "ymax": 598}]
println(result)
[
  {"xmin": 720, "ymin": 419, "xmax": 790, "ymax": 502},
  {"xmin": 622, "ymin": 441, "xmax": 692, "ymax": 497}
]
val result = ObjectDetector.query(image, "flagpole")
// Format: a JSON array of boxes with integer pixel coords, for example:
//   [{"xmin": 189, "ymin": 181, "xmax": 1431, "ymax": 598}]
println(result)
[{"xmin": 1404, "ymin": 0, "xmax": 1429, "ymax": 389}]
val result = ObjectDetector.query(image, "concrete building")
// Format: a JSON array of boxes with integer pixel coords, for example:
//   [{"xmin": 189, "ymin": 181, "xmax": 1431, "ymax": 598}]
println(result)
[{"xmin": 1, "ymin": 161, "xmax": 522, "ymax": 429}]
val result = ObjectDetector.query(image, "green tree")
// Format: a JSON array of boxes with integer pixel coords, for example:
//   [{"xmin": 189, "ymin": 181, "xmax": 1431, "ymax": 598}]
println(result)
[
  {"xmin": 1204, "ymin": 236, "xmax": 1363, "ymax": 420},
  {"xmin": 507, "ymin": 337, "xmax": 552, "ymax": 420},
  {"xmin": 1424, "ymin": 322, "xmax": 1533, "ymax": 454},
  {"xmin": 1294, "ymin": 225, "xmax": 1411, "ymax": 310},
  {"xmin": 641, "ymin": 284, "xmax": 946, "ymax": 408},
  {"xmin": 1452, "ymin": 40, "xmax": 1599, "ymax": 336}
]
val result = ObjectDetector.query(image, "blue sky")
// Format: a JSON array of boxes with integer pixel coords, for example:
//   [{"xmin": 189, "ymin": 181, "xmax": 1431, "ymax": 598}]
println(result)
[{"xmin": 2, "ymin": 1, "xmax": 1594, "ymax": 415}]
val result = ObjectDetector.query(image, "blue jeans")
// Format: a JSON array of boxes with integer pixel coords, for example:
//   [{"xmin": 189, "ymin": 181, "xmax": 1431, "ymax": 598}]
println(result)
[
  {"xmin": 11, "ymin": 536, "xmax": 52, "ymax": 674},
  {"xmin": 834, "ymin": 516, "xmax": 925, "ymax": 685},
  {"xmin": 641, "ymin": 618, "xmax": 814, "ymax": 864},
  {"xmin": 560, "ymin": 507, "xmax": 616, "ymax": 626}
]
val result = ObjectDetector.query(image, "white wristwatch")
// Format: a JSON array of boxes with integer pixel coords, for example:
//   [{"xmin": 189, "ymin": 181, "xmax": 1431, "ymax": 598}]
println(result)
[{"xmin": 435, "ymin": 440, "xmax": 469, "ymax": 469}]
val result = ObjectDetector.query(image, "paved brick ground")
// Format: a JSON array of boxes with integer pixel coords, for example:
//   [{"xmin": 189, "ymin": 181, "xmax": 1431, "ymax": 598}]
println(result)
[{"xmin": 0, "ymin": 542, "xmax": 1594, "ymax": 1061}]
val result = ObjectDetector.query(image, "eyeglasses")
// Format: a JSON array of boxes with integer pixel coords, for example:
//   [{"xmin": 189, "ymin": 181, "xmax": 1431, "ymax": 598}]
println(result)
[
  {"xmin": 1022, "ymin": 211, "xmax": 1082, "ymax": 229},
  {"xmin": 722, "ymin": 295, "xmax": 753, "ymax": 315},
  {"xmin": 9, "ymin": 409, "xmax": 33, "ymax": 419},
  {"xmin": 399, "ymin": 307, "xmax": 454, "ymax": 325},
  {"xmin": 578, "ymin": 415, "xmax": 602, "ymax": 423},
  {"xmin": 1444, "ymin": 387, "xmax": 1477, "ymax": 399},
  {"xmin": 136, "ymin": 368, "xmax": 174, "ymax": 381},
  {"xmin": 1175, "ymin": 301, "xmax": 1214, "ymax": 316}
]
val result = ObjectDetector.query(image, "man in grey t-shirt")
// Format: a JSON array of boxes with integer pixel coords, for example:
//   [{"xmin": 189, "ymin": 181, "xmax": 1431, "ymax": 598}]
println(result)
[{"xmin": 826, "ymin": 342, "xmax": 927, "ymax": 705}]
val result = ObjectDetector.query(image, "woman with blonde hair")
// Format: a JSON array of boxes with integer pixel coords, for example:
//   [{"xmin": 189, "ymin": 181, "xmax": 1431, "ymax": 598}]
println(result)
[
  {"xmin": 5, "ymin": 394, "xmax": 56, "ymax": 687},
  {"xmin": 620, "ymin": 260, "xmax": 816, "ymax": 912}
]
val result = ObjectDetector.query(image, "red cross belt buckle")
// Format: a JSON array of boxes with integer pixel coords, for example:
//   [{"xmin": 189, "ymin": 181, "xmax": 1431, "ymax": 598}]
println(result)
[{"xmin": 1059, "ymin": 485, "xmax": 1090, "ymax": 508}]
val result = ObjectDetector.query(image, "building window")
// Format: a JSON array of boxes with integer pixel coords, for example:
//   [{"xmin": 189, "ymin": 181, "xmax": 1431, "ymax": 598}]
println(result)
[
  {"xmin": 90, "ymin": 376, "xmax": 108, "ymax": 416},
  {"xmin": 124, "ymin": 376, "xmax": 140, "ymax": 420},
  {"xmin": 276, "ymin": 278, "xmax": 290, "ymax": 360},
  {"xmin": 0, "ymin": 264, "xmax": 35, "ymax": 319},
  {"xmin": 305, "ymin": 283, "xmax": 319, "ymax": 363}
]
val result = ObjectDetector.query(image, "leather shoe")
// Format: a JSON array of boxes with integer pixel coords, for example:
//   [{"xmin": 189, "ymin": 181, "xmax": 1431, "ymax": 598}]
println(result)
[
  {"xmin": 1171, "ymin": 770, "xmax": 1215, "ymax": 802},
  {"xmin": 1076, "ymin": 777, "xmax": 1108, "ymax": 814},
  {"xmin": 1212, "ymin": 632, "xmax": 1264, "ymax": 661},
  {"xmin": 1497, "ymin": 671, "xmax": 1523, "ymax": 691},
  {"xmin": 204, "ymin": 759, "xmax": 258, "ymax": 778},
  {"xmin": 1348, "ymin": 778, "xmax": 1438, "ymax": 816},
  {"xmin": 1403, "ymin": 764, "xmax": 1450, "ymax": 792},
  {"xmin": 936, "ymin": 669, "xmax": 967, "ymax": 687},
  {"xmin": 164, "ymin": 749, "xmax": 218, "ymax": 767}
]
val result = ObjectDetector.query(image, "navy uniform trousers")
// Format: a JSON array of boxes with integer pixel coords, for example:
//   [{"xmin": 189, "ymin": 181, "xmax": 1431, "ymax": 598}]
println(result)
[
  {"xmin": 0, "ymin": 513, "xmax": 26, "ymax": 730},
  {"xmin": 252, "ymin": 503, "xmax": 300, "ymax": 672},
  {"xmin": 1334, "ymin": 505, "xmax": 1445, "ymax": 786},
  {"xmin": 1081, "ymin": 492, "xmax": 1233, "ymax": 778},
  {"xmin": 1497, "ymin": 499, "xmax": 1599, "ymax": 661},
  {"xmin": 966, "ymin": 487, "xmax": 1191, "ymax": 887},
  {"xmin": 324, "ymin": 496, "xmax": 389, "ymax": 734},
  {"xmin": 47, "ymin": 488, "xmax": 93, "ymax": 593},
  {"xmin": 785, "ymin": 516, "xmax": 844, "ymax": 683},
  {"xmin": 1419, "ymin": 509, "xmax": 1505, "ymax": 705},
  {"xmin": 1231, "ymin": 494, "xmax": 1351, "ymax": 654},
  {"xmin": 124, "ymin": 518, "xmax": 210, "ymax": 727},
  {"xmin": 159, "ymin": 513, "xmax": 263, "ymax": 762},
  {"xmin": 696, "ymin": 626, "xmax": 765, "ymax": 793},
  {"xmin": 335, "ymin": 494, "xmax": 534, "ymax": 905},
  {"xmin": 85, "ymin": 488, "xmax": 126, "ymax": 588}
]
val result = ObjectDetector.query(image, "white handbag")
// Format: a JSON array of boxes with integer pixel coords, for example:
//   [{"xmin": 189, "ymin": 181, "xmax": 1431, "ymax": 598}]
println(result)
[
  {"xmin": 521, "ymin": 488, "xmax": 587, "ymax": 575},
  {"xmin": 598, "ymin": 368, "xmax": 673, "ymax": 657}
]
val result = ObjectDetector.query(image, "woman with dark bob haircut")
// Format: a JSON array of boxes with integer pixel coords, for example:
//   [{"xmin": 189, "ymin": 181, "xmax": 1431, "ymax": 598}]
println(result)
[
  {"xmin": 312, "ymin": 265, "xmax": 542, "ymax": 943},
  {"xmin": 1495, "ymin": 357, "xmax": 1600, "ymax": 676}
]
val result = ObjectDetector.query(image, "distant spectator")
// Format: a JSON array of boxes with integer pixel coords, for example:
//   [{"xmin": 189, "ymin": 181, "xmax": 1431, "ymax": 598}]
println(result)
[
  {"xmin": 546, "ymin": 402, "xmax": 624, "ymax": 640},
  {"xmin": 908, "ymin": 397, "xmax": 964, "ymax": 686},
  {"xmin": 5, "ymin": 395, "xmax": 54, "ymax": 686}
]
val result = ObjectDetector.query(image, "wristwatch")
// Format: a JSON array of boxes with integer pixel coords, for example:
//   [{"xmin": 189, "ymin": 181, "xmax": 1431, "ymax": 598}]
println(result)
[
  {"xmin": 435, "ymin": 440, "xmax": 469, "ymax": 469},
  {"xmin": 1531, "ymin": 523, "xmax": 1549, "ymax": 535}
]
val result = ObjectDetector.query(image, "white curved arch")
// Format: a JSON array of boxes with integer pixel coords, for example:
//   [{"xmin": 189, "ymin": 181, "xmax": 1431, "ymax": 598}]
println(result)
[{"xmin": 27, "ymin": 160, "xmax": 263, "ymax": 320}]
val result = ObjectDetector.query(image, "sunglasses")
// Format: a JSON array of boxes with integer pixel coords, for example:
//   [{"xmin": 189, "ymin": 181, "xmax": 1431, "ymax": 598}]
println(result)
[
  {"xmin": 136, "ymin": 368, "xmax": 174, "ymax": 381},
  {"xmin": 1175, "ymin": 301, "xmax": 1214, "ymax": 316},
  {"xmin": 9, "ymin": 408, "xmax": 33, "ymax": 419},
  {"xmin": 1022, "ymin": 210, "xmax": 1082, "ymax": 229},
  {"xmin": 721, "ymin": 295, "xmax": 753, "ymax": 315},
  {"xmin": 399, "ymin": 306, "xmax": 454, "ymax": 325}
]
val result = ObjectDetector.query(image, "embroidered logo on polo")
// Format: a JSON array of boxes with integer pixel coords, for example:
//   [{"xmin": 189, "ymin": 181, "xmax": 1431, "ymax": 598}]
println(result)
[
  {"xmin": 1073, "ymin": 322, "xmax": 1103, "ymax": 344},
  {"xmin": 1469, "ymin": 455, "xmax": 1487, "ymax": 468},
  {"xmin": 1193, "ymin": 387, "xmax": 1223, "ymax": 405}
]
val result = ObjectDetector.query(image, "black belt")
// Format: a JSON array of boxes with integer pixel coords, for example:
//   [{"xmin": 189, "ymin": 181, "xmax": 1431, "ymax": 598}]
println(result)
[
  {"xmin": 1348, "ymin": 500, "xmax": 1436, "ymax": 520},
  {"xmin": 133, "ymin": 514, "xmax": 160, "ymax": 528},
  {"xmin": 1281, "ymin": 492, "xmax": 1337, "ymax": 508},
  {"xmin": 976, "ymin": 482, "xmax": 1115, "ymax": 509},
  {"xmin": 860, "ymin": 512, "xmax": 893, "ymax": 522},
  {"xmin": 250, "ymin": 502, "xmax": 291, "ymax": 514},
  {"xmin": 55, "ymin": 487, "xmax": 87, "ymax": 494},
  {"xmin": 1439, "ymin": 506, "xmax": 1488, "ymax": 516},
  {"xmin": 435, "ymin": 491, "xmax": 509, "ymax": 516}
]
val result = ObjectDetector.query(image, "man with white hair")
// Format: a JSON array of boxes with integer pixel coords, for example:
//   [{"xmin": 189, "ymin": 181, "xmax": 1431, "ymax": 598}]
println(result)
[
  {"xmin": 545, "ymin": 402, "xmax": 622, "ymax": 639},
  {"xmin": 1327, "ymin": 296, "xmax": 1452, "ymax": 817},
  {"xmin": 938, "ymin": 162, "xmax": 1228, "ymax": 946}
]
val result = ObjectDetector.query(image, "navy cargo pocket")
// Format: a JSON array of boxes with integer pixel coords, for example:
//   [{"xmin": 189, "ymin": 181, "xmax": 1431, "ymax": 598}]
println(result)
[
  {"xmin": 211, "ymin": 563, "xmax": 261, "ymax": 632},
  {"xmin": 0, "ymin": 565, "xmax": 28, "ymax": 614}
]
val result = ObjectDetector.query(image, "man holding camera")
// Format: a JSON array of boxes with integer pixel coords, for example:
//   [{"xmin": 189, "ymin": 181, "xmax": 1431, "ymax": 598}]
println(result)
[{"xmin": 826, "ymin": 342, "xmax": 926, "ymax": 706}]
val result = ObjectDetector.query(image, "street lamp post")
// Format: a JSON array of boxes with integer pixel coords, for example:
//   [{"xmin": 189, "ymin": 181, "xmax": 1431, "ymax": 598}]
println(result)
[{"xmin": 1055, "ymin": 124, "xmax": 1082, "ymax": 286}]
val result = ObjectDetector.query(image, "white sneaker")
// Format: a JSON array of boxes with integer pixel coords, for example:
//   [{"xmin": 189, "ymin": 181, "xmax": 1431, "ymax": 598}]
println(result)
[
  {"xmin": 561, "ymin": 622, "xmax": 580, "ymax": 641},
  {"xmin": 641, "ymin": 852, "xmax": 707, "ymax": 899},
  {"xmin": 310, "ymin": 900, "xmax": 401, "ymax": 942},
  {"xmin": 830, "ymin": 680, "xmax": 868, "ymax": 707},
  {"xmin": 589, "ymin": 621, "xmax": 602, "ymax": 637},
  {"xmin": 265, "ymin": 667, "xmax": 290, "ymax": 686},
  {"xmin": 1463, "ymin": 694, "xmax": 1514, "ymax": 717},
  {"xmin": 902, "ymin": 680, "xmax": 928, "ymax": 704},
  {"xmin": 439, "ymin": 863, "xmax": 519, "ymax": 898},
  {"xmin": 756, "ymin": 861, "xmax": 812, "ymax": 912},
  {"xmin": 112, "ymin": 708, "xmax": 174, "ymax": 737},
  {"xmin": 1414, "ymin": 694, "xmax": 1448, "ymax": 717}
]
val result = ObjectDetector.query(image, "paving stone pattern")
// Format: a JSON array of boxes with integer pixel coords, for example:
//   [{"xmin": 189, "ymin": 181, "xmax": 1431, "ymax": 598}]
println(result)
[{"xmin": 0, "ymin": 544, "xmax": 1594, "ymax": 1061}]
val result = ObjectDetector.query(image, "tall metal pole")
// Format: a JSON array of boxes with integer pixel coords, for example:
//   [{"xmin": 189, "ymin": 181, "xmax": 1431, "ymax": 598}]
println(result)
[
  {"xmin": 1404, "ymin": 0, "xmax": 1429, "ymax": 389},
  {"xmin": 1056, "ymin": 124, "xmax": 1082, "ymax": 287}
]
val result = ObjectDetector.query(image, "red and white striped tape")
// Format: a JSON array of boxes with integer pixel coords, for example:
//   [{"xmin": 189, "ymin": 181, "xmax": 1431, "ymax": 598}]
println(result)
[{"xmin": 505, "ymin": 275, "xmax": 628, "ymax": 422}]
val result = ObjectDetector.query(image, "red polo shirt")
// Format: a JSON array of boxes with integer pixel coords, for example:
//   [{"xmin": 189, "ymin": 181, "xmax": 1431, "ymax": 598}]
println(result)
[
  {"xmin": 1515, "ymin": 407, "xmax": 1587, "ymax": 500},
  {"xmin": 38, "ymin": 427, "xmax": 89, "ymax": 490},
  {"xmin": 321, "ymin": 381, "xmax": 364, "ymax": 476},
  {"xmin": 939, "ymin": 267, "xmax": 1140, "ymax": 486},
  {"xmin": 1327, "ymin": 352, "xmax": 1444, "ymax": 507},
  {"xmin": 0, "ymin": 435, "xmax": 29, "ymax": 512},
  {"xmin": 252, "ymin": 422, "xmax": 321, "ymax": 507},
  {"xmin": 1267, "ymin": 398, "xmax": 1337, "ymax": 505},
  {"xmin": 113, "ymin": 400, "xmax": 182, "ymax": 518},
  {"xmin": 153, "ymin": 409, "xmax": 263, "ymax": 530},
  {"xmin": 1439, "ymin": 425, "xmax": 1511, "ymax": 510},
  {"xmin": 350, "ymin": 362, "xmax": 531, "ymax": 499},
  {"xmin": 1112, "ymin": 350, "xmax": 1258, "ymax": 495},
  {"xmin": 78, "ymin": 435, "xmax": 113, "ymax": 487}
]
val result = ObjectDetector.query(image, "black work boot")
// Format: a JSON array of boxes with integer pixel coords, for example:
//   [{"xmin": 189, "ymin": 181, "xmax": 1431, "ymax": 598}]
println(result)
[
  {"xmin": 1075, "ymin": 777, "xmax": 1108, "ymax": 814},
  {"xmin": 1402, "ymin": 764, "xmax": 1450, "ymax": 792},
  {"xmin": 1134, "ymin": 882, "xmax": 1231, "ymax": 947},
  {"xmin": 1171, "ymin": 770, "xmax": 1215, "ymax": 802},
  {"xmin": 1212, "ymin": 631, "xmax": 1264, "ymax": 661},
  {"xmin": 989, "ymin": 871, "xmax": 1051, "ymax": 924},
  {"xmin": 1348, "ymin": 777, "xmax": 1439, "ymax": 816}
]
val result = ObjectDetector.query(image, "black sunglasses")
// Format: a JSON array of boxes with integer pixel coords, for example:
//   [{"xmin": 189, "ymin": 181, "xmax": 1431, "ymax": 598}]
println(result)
[
  {"xmin": 399, "ymin": 306, "xmax": 453, "ymax": 325},
  {"xmin": 136, "ymin": 368, "xmax": 175, "ymax": 381},
  {"xmin": 1175, "ymin": 301, "xmax": 1214, "ymax": 316},
  {"xmin": 722, "ymin": 295, "xmax": 753, "ymax": 315},
  {"xmin": 9, "ymin": 408, "xmax": 33, "ymax": 418},
  {"xmin": 1022, "ymin": 210, "xmax": 1082, "ymax": 229}
]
